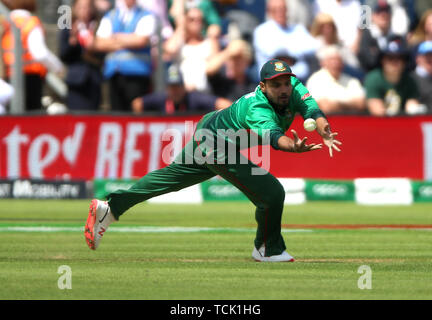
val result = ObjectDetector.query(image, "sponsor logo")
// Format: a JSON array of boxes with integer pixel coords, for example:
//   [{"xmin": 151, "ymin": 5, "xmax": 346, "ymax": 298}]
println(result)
[
  {"xmin": 301, "ymin": 93, "xmax": 311, "ymax": 101},
  {"xmin": 98, "ymin": 227, "xmax": 106, "ymax": 237},
  {"xmin": 99, "ymin": 207, "xmax": 110, "ymax": 223},
  {"xmin": 208, "ymin": 185, "xmax": 242, "ymax": 197},
  {"xmin": 0, "ymin": 179, "xmax": 87, "ymax": 199},
  {"xmin": 354, "ymin": 178, "xmax": 413, "ymax": 205},
  {"xmin": 312, "ymin": 184, "xmax": 349, "ymax": 196},
  {"xmin": 0, "ymin": 183, "xmax": 11, "ymax": 198},
  {"xmin": 419, "ymin": 185, "xmax": 432, "ymax": 197}
]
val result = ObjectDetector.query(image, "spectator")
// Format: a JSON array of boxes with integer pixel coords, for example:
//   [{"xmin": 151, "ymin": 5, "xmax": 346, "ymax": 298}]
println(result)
[
  {"xmin": 264, "ymin": 0, "xmax": 314, "ymax": 29},
  {"xmin": 408, "ymin": 9, "xmax": 432, "ymax": 47},
  {"xmin": 94, "ymin": 0, "xmax": 156, "ymax": 111},
  {"xmin": 94, "ymin": 0, "xmax": 113, "ymax": 15},
  {"xmin": 313, "ymin": 0, "xmax": 362, "ymax": 54},
  {"xmin": 306, "ymin": 45, "xmax": 366, "ymax": 114},
  {"xmin": 357, "ymin": 1, "xmax": 394, "ymax": 72},
  {"xmin": 253, "ymin": 0, "xmax": 318, "ymax": 82},
  {"xmin": 206, "ymin": 39, "xmax": 256, "ymax": 101},
  {"xmin": 117, "ymin": 0, "xmax": 174, "ymax": 40},
  {"xmin": 131, "ymin": 64, "xmax": 232, "ymax": 114},
  {"xmin": 285, "ymin": 0, "xmax": 314, "ymax": 30},
  {"xmin": 0, "ymin": 78, "xmax": 14, "ymax": 114},
  {"xmin": 411, "ymin": 41, "xmax": 432, "ymax": 114},
  {"xmin": 407, "ymin": 9, "xmax": 432, "ymax": 68},
  {"xmin": 214, "ymin": 0, "xmax": 266, "ymax": 26},
  {"xmin": 415, "ymin": 1, "xmax": 432, "ymax": 21},
  {"xmin": 164, "ymin": 6, "xmax": 220, "ymax": 92},
  {"xmin": 59, "ymin": 0, "xmax": 104, "ymax": 111},
  {"xmin": 364, "ymin": 36, "xmax": 420, "ymax": 116},
  {"xmin": 364, "ymin": 0, "xmax": 411, "ymax": 37},
  {"xmin": 169, "ymin": 0, "xmax": 222, "ymax": 40},
  {"xmin": 213, "ymin": 1, "xmax": 261, "ymax": 45},
  {"xmin": 310, "ymin": 12, "xmax": 361, "ymax": 73},
  {"xmin": 213, "ymin": 0, "xmax": 265, "ymax": 43},
  {"xmin": 1, "ymin": 0, "xmax": 64, "ymax": 111},
  {"xmin": 310, "ymin": 13, "xmax": 338, "ymax": 48}
]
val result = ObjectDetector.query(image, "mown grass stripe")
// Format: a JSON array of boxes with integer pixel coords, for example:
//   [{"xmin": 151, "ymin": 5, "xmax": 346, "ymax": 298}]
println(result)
[{"xmin": 0, "ymin": 225, "xmax": 314, "ymax": 234}]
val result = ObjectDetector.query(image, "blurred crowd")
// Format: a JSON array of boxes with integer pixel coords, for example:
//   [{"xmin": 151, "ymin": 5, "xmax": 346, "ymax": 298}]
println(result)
[{"xmin": 1, "ymin": 0, "xmax": 432, "ymax": 117}]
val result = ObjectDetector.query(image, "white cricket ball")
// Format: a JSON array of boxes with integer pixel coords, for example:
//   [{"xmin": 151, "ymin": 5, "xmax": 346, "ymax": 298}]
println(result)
[{"xmin": 303, "ymin": 118, "xmax": 317, "ymax": 132}]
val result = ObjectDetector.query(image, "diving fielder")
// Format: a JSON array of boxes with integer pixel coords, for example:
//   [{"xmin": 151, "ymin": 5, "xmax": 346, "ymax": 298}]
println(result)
[{"xmin": 84, "ymin": 59, "xmax": 342, "ymax": 262}]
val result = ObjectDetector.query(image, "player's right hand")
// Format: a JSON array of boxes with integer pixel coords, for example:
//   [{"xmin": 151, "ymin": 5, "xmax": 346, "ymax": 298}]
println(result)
[{"xmin": 291, "ymin": 130, "xmax": 322, "ymax": 153}]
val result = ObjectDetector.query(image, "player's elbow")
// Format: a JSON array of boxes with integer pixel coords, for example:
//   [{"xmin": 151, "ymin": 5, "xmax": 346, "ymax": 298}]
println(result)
[{"xmin": 215, "ymin": 98, "xmax": 232, "ymax": 110}]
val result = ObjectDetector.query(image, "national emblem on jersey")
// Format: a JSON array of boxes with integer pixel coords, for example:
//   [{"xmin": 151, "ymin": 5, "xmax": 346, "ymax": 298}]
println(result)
[
  {"xmin": 274, "ymin": 62, "xmax": 286, "ymax": 72},
  {"xmin": 284, "ymin": 108, "xmax": 293, "ymax": 121}
]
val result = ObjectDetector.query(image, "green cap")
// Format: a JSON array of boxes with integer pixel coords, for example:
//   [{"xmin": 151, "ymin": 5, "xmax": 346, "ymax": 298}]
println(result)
[{"xmin": 260, "ymin": 59, "xmax": 296, "ymax": 82}]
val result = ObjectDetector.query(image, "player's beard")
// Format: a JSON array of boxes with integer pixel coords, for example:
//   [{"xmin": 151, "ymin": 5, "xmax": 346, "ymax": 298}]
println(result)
[{"xmin": 265, "ymin": 93, "xmax": 290, "ymax": 114}]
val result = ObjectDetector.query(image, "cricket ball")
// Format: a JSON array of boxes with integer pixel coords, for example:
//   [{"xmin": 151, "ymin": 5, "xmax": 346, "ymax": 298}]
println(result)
[{"xmin": 303, "ymin": 118, "xmax": 317, "ymax": 132}]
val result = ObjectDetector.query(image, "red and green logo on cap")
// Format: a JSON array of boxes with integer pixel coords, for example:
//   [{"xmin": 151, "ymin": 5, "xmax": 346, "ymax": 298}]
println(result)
[
  {"xmin": 274, "ymin": 61, "xmax": 286, "ymax": 71},
  {"xmin": 260, "ymin": 59, "xmax": 296, "ymax": 81}
]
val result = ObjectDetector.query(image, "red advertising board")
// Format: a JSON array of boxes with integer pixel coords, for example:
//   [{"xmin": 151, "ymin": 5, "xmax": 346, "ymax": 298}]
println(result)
[{"xmin": 0, "ymin": 114, "xmax": 431, "ymax": 180}]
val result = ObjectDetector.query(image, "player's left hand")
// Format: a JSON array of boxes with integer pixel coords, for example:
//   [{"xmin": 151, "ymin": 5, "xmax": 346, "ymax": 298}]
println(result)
[{"xmin": 322, "ymin": 132, "xmax": 342, "ymax": 157}]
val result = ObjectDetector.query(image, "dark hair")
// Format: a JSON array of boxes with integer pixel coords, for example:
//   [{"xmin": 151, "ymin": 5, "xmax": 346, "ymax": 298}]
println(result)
[{"xmin": 2, "ymin": 0, "xmax": 36, "ymax": 12}]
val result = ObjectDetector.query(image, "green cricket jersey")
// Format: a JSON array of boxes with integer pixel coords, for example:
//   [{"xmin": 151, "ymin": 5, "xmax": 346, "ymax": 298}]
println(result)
[{"xmin": 200, "ymin": 77, "xmax": 325, "ymax": 150}]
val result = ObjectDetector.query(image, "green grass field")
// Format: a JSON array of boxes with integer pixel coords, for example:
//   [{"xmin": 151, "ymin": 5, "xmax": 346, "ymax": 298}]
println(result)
[{"xmin": 0, "ymin": 199, "xmax": 431, "ymax": 300}]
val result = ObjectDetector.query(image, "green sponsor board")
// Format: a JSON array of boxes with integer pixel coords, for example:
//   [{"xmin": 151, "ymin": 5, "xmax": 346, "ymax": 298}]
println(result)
[
  {"xmin": 412, "ymin": 181, "xmax": 432, "ymax": 202},
  {"xmin": 93, "ymin": 179, "xmax": 432, "ymax": 203},
  {"xmin": 93, "ymin": 179, "xmax": 137, "ymax": 199},
  {"xmin": 201, "ymin": 179, "xmax": 248, "ymax": 201},
  {"xmin": 305, "ymin": 180, "xmax": 355, "ymax": 201}
]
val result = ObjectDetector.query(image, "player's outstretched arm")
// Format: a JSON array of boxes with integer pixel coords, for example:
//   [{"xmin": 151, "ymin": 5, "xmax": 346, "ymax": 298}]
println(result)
[
  {"xmin": 277, "ymin": 130, "xmax": 322, "ymax": 153},
  {"xmin": 316, "ymin": 117, "xmax": 342, "ymax": 157}
]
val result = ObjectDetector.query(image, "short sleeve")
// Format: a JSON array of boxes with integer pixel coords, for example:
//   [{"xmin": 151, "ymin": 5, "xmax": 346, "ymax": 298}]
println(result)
[
  {"xmin": 96, "ymin": 16, "xmax": 113, "ymax": 38},
  {"xmin": 306, "ymin": 72, "xmax": 326, "ymax": 100},
  {"xmin": 135, "ymin": 14, "xmax": 156, "ymax": 37},
  {"xmin": 364, "ymin": 71, "xmax": 383, "ymax": 99},
  {"xmin": 346, "ymin": 78, "xmax": 366, "ymax": 99}
]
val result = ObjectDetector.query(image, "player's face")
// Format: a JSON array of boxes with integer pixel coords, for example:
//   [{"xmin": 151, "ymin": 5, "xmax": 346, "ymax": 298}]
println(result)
[{"xmin": 260, "ymin": 75, "xmax": 293, "ymax": 109}]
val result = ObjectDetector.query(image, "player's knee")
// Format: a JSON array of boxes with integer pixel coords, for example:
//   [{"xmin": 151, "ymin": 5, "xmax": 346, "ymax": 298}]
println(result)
[
  {"xmin": 261, "ymin": 184, "xmax": 285, "ymax": 208},
  {"xmin": 273, "ymin": 184, "xmax": 285, "ymax": 205}
]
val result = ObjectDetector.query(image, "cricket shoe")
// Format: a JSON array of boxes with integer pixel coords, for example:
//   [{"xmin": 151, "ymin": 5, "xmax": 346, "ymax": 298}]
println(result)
[
  {"xmin": 84, "ymin": 199, "xmax": 116, "ymax": 250},
  {"xmin": 252, "ymin": 245, "xmax": 295, "ymax": 262}
]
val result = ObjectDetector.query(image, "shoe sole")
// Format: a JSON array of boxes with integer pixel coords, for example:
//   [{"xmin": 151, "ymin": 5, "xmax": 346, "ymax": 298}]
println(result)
[
  {"xmin": 84, "ymin": 199, "xmax": 98, "ymax": 250},
  {"xmin": 253, "ymin": 258, "xmax": 295, "ymax": 262}
]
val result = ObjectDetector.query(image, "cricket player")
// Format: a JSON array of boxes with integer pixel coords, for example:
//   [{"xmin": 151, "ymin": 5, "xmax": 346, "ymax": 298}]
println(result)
[{"xmin": 84, "ymin": 59, "xmax": 341, "ymax": 262}]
